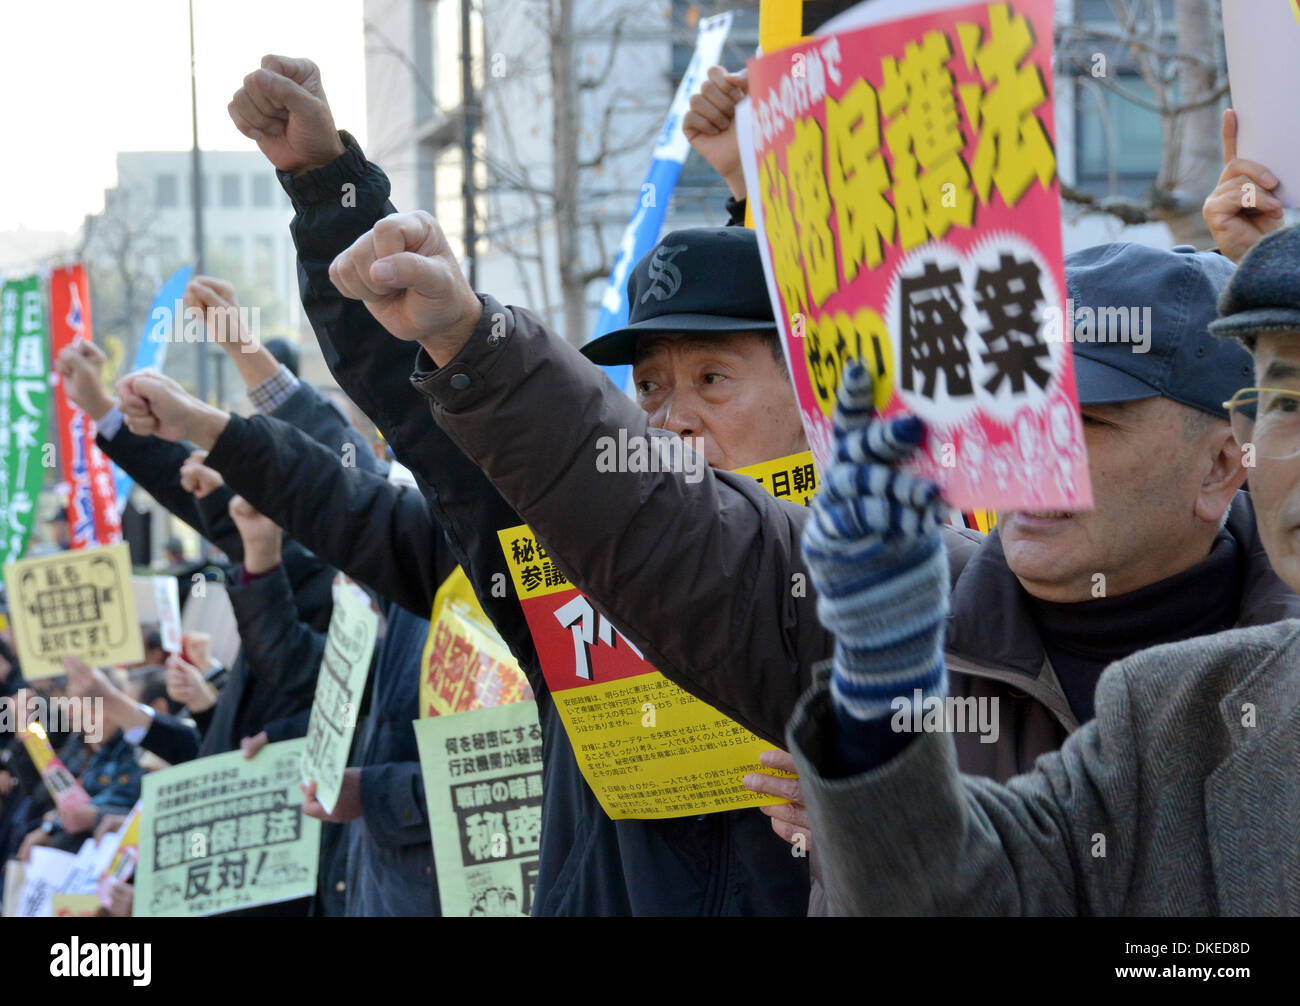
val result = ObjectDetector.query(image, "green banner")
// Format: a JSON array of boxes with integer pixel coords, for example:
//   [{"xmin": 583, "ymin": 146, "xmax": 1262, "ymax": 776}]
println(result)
[
  {"xmin": 413, "ymin": 700, "xmax": 543, "ymax": 916},
  {"xmin": 0, "ymin": 275, "xmax": 49, "ymax": 567},
  {"xmin": 134, "ymin": 739, "xmax": 321, "ymax": 917}
]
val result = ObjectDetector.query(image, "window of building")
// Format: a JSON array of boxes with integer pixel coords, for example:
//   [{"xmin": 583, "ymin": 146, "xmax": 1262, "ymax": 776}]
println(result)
[
  {"xmin": 222, "ymin": 236, "xmax": 243, "ymax": 270},
  {"xmin": 252, "ymin": 174, "xmax": 273, "ymax": 208},
  {"xmin": 1075, "ymin": 75, "xmax": 1166, "ymax": 186},
  {"xmin": 155, "ymin": 174, "xmax": 179, "ymax": 209},
  {"xmin": 220, "ymin": 173, "xmax": 242, "ymax": 208},
  {"xmin": 254, "ymin": 235, "xmax": 275, "ymax": 281},
  {"xmin": 156, "ymin": 236, "xmax": 180, "ymax": 267}
]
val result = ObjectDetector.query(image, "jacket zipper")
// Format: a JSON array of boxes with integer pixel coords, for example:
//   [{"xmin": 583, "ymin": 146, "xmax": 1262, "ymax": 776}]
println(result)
[{"xmin": 944, "ymin": 651, "xmax": 1081, "ymax": 734}]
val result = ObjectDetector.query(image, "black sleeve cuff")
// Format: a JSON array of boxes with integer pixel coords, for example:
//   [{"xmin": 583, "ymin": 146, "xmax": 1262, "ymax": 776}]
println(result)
[
  {"xmin": 205, "ymin": 413, "xmax": 251, "ymax": 474},
  {"xmin": 278, "ymin": 130, "xmax": 370, "ymax": 207},
  {"xmin": 726, "ymin": 195, "xmax": 747, "ymax": 227}
]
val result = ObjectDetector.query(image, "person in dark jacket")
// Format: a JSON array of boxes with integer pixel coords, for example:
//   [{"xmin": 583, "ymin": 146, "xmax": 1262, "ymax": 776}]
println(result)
[
  {"xmin": 278, "ymin": 64, "xmax": 1300, "ymax": 912},
  {"xmin": 139, "ymin": 52, "xmax": 815, "ymax": 917}
]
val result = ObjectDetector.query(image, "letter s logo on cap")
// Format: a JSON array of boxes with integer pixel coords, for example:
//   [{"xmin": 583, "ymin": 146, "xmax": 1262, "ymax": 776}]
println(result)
[{"xmin": 640, "ymin": 244, "xmax": 689, "ymax": 304}]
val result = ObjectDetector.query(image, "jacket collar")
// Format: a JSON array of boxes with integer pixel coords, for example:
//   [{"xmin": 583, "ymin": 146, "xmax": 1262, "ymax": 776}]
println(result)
[
  {"xmin": 1216, "ymin": 620, "xmax": 1300, "ymax": 752},
  {"xmin": 946, "ymin": 491, "xmax": 1300, "ymax": 687}
]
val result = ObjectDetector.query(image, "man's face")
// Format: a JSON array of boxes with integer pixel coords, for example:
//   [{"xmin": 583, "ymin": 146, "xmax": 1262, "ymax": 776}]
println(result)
[
  {"xmin": 1239, "ymin": 333, "xmax": 1300, "ymax": 595},
  {"xmin": 632, "ymin": 331, "xmax": 808, "ymax": 471},
  {"xmin": 999, "ymin": 396, "xmax": 1241, "ymax": 602}
]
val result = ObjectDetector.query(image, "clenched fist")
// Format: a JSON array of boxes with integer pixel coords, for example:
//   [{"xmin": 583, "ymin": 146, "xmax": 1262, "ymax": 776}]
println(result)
[
  {"xmin": 329, "ymin": 210, "xmax": 482, "ymax": 365},
  {"xmin": 229, "ymin": 55, "xmax": 345, "ymax": 176},
  {"xmin": 165, "ymin": 653, "xmax": 217, "ymax": 713},
  {"xmin": 179, "ymin": 449, "xmax": 225, "ymax": 500},
  {"xmin": 54, "ymin": 342, "xmax": 113, "ymax": 422},
  {"xmin": 229, "ymin": 495, "xmax": 282, "ymax": 574},
  {"xmin": 683, "ymin": 65, "xmax": 749, "ymax": 201},
  {"xmin": 116, "ymin": 371, "xmax": 229, "ymax": 448}
]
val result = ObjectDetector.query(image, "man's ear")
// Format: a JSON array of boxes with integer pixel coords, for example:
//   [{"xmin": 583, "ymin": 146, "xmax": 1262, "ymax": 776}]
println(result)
[{"xmin": 1195, "ymin": 421, "xmax": 1250, "ymax": 525}]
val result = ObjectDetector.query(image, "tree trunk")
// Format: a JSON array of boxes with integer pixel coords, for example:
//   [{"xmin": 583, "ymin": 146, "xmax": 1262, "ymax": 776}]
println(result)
[{"xmin": 1165, "ymin": 0, "xmax": 1222, "ymax": 245}]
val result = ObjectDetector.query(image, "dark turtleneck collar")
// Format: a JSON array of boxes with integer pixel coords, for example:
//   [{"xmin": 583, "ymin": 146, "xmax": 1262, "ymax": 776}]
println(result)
[{"xmin": 1025, "ymin": 527, "xmax": 1244, "ymax": 722}]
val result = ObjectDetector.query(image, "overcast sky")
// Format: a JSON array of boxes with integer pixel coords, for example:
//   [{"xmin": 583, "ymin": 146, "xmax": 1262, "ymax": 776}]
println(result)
[{"xmin": 0, "ymin": 0, "xmax": 369, "ymax": 234}]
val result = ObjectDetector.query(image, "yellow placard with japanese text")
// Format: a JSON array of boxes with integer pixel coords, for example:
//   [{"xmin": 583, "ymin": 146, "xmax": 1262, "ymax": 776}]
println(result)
[
  {"xmin": 494, "ymin": 456, "xmax": 813, "ymax": 820},
  {"xmin": 420, "ymin": 565, "xmax": 530, "ymax": 718},
  {"xmin": 3, "ymin": 542, "xmax": 141, "ymax": 678}
]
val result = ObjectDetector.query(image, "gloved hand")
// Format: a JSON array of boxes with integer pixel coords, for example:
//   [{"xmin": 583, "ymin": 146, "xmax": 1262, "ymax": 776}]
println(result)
[{"xmin": 801, "ymin": 363, "xmax": 952, "ymax": 729}]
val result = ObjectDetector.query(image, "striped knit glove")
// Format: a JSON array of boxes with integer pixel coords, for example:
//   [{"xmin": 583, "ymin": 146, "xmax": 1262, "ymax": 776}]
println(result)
[{"xmin": 801, "ymin": 363, "xmax": 952, "ymax": 737}]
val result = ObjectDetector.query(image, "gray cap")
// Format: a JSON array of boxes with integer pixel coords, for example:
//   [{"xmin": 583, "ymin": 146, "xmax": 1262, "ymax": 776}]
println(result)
[
  {"xmin": 1209, "ymin": 225, "xmax": 1300, "ymax": 349},
  {"xmin": 1065, "ymin": 242, "xmax": 1251, "ymax": 419}
]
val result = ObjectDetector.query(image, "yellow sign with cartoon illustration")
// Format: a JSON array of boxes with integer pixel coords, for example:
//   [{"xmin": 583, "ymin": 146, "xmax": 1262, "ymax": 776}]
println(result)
[{"xmin": 3, "ymin": 542, "xmax": 141, "ymax": 678}]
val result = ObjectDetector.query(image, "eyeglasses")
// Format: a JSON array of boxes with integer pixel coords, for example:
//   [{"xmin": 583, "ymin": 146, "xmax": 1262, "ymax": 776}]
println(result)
[{"xmin": 1223, "ymin": 387, "xmax": 1300, "ymax": 460}]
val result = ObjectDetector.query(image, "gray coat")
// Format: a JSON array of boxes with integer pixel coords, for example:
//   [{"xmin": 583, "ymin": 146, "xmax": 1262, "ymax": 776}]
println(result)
[{"xmin": 788, "ymin": 619, "xmax": 1300, "ymax": 915}]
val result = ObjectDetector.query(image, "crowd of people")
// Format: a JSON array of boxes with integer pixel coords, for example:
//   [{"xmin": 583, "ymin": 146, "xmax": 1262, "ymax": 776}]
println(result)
[{"xmin": 2, "ymin": 51, "xmax": 1297, "ymax": 916}]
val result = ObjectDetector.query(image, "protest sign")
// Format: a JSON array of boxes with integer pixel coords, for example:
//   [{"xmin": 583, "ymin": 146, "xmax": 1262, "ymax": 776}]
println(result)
[
  {"xmin": 134, "ymin": 740, "xmax": 321, "ymax": 917},
  {"xmin": 51, "ymin": 894, "xmax": 103, "ymax": 917},
  {"xmin": 492, "ymin": 453, "xmax": 810, "ymax": 821},
  {"xmin": 0, "ymin": 274, "xmax": 50, "ymax": 567},
  {"xmin": 97, "ymin": 800, "xmax": 142, "ymax": 906},
  {"xmin": 413, "ymin": 699, "xmax": 543, "ymax": 916},
  {"xmin": 19, "ymin": 721, "xmax": 91, "ymax": 813},
  {"xmin": 48, "ymin": 264, "xmax": 120, "ymax": 546},
  {"xmin": 740, "ymin": 0, "xmax": 1090, "ymax": 511},
  {"xmin": 132, "ymin": 575, "xmax": 183, "ymax": 653},
  {"xmin": 3, "ymin": 541, "xmax": 141, "ymax": 678},
  {"xmin": 420, "ymin": 565, "xmax": 530, "ymax": 718},
  {"xmin": 300, "ymin": 580, "xmax": 379, "ymax": 814},
  {"xmin": 736, "ymin": 449, "xmax": 820, "ymax": 506},
  {"xmin": 3, "ymin": 860, "xmax": 25, "ymax": 917},
  {"xmin": 14, "ymin": 846, "xmax": 76, "ymax": 917},
  {"xmin": 1223, "ymin": 0, "xmax": 1300, "ymax": 207}
]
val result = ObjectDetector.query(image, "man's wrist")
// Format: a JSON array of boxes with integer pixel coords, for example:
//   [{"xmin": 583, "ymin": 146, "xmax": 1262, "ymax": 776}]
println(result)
[
  {"xmin": 190, "ymin": 404, "xmax": 232, "ymax": 451},
  {"xmin": 292, "ymin": 134, "xmax": 347, "ymax": 177},
  {"xmin": 416, "ymin": 293, "xmax": 485, "ymax": 368},
  {"xmin": 84, "ymin": 391, "xmax": 114, "ymax": 423},
  {"xmin": 241, "ymin": 547, "xmax": 282, "ymax": 577}
]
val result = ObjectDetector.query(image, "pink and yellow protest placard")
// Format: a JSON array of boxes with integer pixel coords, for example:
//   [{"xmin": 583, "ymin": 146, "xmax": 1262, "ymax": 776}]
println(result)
[{"xmin": 743, "ymin": 0, "xmax": 1091, "ymax": 511}]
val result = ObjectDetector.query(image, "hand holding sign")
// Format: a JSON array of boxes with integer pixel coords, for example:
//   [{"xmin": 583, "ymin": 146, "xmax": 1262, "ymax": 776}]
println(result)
[
  {"xmin": 1202, "ymin": 109, "xmax": 1286, "ymax": 265},
  {"xmin": 300, "ymin": 772, "xmax": 363, "ymax": 824},
  {"xmin": 164, "ymin": 653, "xmax": 217, "ymax": 713},
  {"xmin": 328, "ymin": 210, "xmax": 483, "ymax": 364}
]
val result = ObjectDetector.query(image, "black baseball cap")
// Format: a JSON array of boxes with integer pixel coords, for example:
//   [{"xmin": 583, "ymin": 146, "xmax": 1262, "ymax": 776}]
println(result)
[
  {"xmin": 581, "ymin": 227, "xmax": 777, "ymax": 366},
  {"xmin": 1065, "ymin": 242, "xmax": 1251, "ymax": 419}
]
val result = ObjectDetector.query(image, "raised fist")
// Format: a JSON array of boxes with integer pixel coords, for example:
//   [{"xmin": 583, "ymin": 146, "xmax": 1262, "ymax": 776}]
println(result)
[
  {"xmin": 54, "ymin": 341, "xmax": 113, "ymax": 421},
  {"xmin": 116, "ymin": 370, "xmax": 228, "ymax": 448},
  {"xmin": 328, "ymin": 210, "xmax": 482, "ymax": 362},
  {"xmin": 229, "ymin": 55, "xmax": 345, "ymax": 175},
  {"xmin": 179, "ymin": 449, "xmax": 225, "ymax": 500}
]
